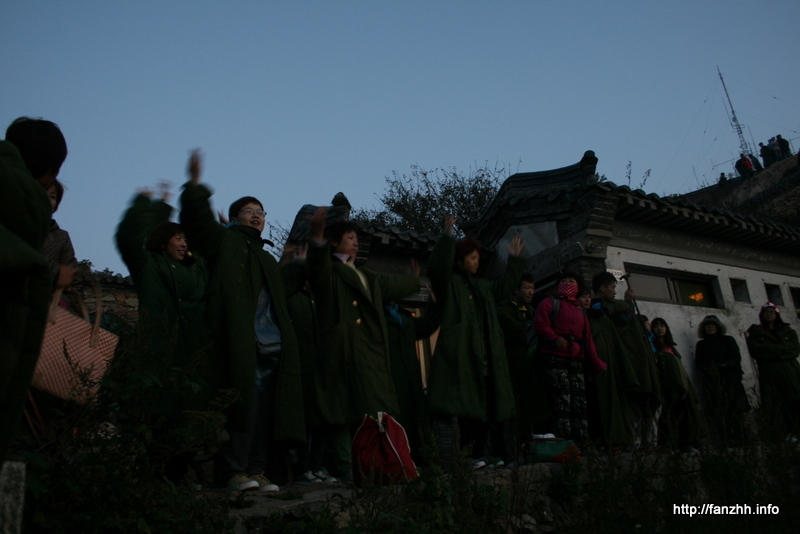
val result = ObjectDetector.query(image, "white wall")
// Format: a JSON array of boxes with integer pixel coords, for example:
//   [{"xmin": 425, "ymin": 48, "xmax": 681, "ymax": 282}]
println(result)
[{"xmin": 603, "ymin": 245, "xmax": 800, "ymax": 407}]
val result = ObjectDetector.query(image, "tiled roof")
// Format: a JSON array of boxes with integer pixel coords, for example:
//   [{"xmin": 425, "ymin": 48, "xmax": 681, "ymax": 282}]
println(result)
[{"xmin": 473, "ymin": 155, "xmax": 800, "ymax": 253}]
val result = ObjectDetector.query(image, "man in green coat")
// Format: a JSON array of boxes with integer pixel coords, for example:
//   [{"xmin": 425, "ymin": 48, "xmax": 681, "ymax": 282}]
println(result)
[
  {"xmin": 180, "ymin": 151, "xmax": 305, "ymax": 492},
  {"xmin": 306, "ymin": 208, "xmax": 420, "ymax": 478},
  {"xmin": 591, "ymin": 271, "xmax": 662, "ymax": 448},
  {"xmin": 579, "ymin": 287, "xmax": 639, "ymax": 449},
  {"xmin": 496, "ymin": 273, "xmax": 546, "ymax": 453},
  {"xmin": 427, "ymin": 215, "xmax": 525, "ymax": 465},
  {"xmin": 1, "ymin": 118, "xmax": 67, "ymax": 461}
]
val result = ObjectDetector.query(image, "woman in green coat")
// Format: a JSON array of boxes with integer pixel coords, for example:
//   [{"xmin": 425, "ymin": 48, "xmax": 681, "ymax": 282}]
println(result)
[
  {"xmin": 427, "ymin": 215, "xmax": 525, "ymax": 465},
  {"xmin": 116, "ymin": 190, "xmax": 209, "ymax": 374},
  {"xmin": 651, "ymin": 317, "xmax": 706, "ymax": 451},
  {"xmin": 746, "ymin": 302, "xmax": 800, "ymax": 435}
]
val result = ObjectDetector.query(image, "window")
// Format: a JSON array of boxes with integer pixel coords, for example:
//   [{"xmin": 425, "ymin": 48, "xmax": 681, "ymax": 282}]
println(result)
[
  {"xmin": 623, "ymin": 264, "xmax": 719, "ymax": 308},
  {"xmin": 764, "ymin": 283, "xmax": 784, "ymax": 306},
  {"xmin": 790, "ymin": 287, "xmax": 800, "ymax": 319},
  {"xmin": 730, "ymin": 279, "xmax": 751, "ymax": 303}
]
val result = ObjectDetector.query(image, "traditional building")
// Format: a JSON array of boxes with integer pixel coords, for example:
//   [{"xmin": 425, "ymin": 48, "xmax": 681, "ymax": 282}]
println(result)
[{"xmin": 468, "ymin": 152, "xmax": 800, "ymax": 404}]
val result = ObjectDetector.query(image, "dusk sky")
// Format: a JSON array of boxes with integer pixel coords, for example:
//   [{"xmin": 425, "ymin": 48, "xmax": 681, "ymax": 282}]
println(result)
[{"xmin": 3, "ymin": 1, "xmax": 799, "ymax": 275}]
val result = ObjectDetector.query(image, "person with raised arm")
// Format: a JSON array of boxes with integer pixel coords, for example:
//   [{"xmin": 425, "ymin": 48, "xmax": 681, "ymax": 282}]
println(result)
[
  {"xmin": 305, "ymin": 207, "xmax": 420, "ymax": 481},
  {"xmin": 426, "ymin": 215, "xmax": 525, "ymax": 468},
  {"xmin": 179, "ymin": 150, "xmax": 305, "ymax": 492}
]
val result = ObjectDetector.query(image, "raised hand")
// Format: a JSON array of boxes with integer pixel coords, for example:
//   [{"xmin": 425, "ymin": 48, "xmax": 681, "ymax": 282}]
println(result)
[
  {"xmin": 187, "ymin": 149, "xmax": 202, "ymax": 185},
  {"xmin": 309, "ymin": 206, "xmax": 327, "ymax": 239},
  {"xmin": 157, "ymin": 180, "xmax": 173, "ymax": 203},
  {"xmin": 506, "ymin": 235, "xmax": 525, "ymax": 256},
  {"xmin": 443, "ymin": 214, "xmax": 457, "ymax": 236}
]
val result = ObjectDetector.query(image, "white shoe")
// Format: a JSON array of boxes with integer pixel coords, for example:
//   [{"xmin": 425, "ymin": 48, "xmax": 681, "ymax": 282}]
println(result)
[
  {"xmin": 299, "ymin": 470, "xmax": 323, "ymax": 483},
  {"xmin": 251, "ymin": 473, "xmax": 279, "ymax": 493},
  {"xmin": 227, "ymin": 474, "xmax": 259, "ymax": 492},
  {"xmin": 473, "ymin": 459, "xmax": 487, "ymax": 470},
  {"xmin": 313, "ymin": 468, "xmax": 338, "ymax": 483}
]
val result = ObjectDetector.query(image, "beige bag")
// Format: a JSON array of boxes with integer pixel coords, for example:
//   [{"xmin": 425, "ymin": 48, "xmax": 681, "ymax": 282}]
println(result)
[{"xmin": 32, "ymin": 288, "xmax": 118, "ymax": 403}]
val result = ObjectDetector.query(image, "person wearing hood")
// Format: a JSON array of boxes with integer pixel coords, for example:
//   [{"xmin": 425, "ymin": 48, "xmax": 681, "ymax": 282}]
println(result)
[
  {"xmin": 746, "ymin": 303, "xmax": 800, "ymax": 436},
  {"xmin": 695, "ymin": 315, "xmax": 750, "ymax": 445},
  {"xmin": 534, "ymin": 273, "xmax": 606, "ymax": 442}
]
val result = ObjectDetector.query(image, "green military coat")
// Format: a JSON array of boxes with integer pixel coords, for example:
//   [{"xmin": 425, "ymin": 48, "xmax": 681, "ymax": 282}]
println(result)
[
  {"xmin": 306, "ymin": 241, "xmax": 419, "ymax": 426},
  {"xmin": 496, "ymin": 298, "xmax": 553, "ymax": 430},
  {"xmin": 746, "ymin": 322, "xmax": 800, "ymax": 416},
  {"xmin": 594, "ymin": 298, "xmax": 662, "ymax": 409},
  {"xmin": 655, "ymin": 347, "xmax": 707, "ymax": 448},
  {"xmin": 180, "ymin": 183, "xmax": 305, "ymax": 441},
  {"xmin": 116, "ymin": 194, "xmax": 209, "ymax": 370},
  {"xmin": 586, "ymin": 307, "xmax": 639, "ymax": 447},
  {"xmin": 286, "ymin": 288, "xmax": 321, "ymax": 427},
  {"xmin": 0, "ymin": 141, "xmax": 52, "ymax": 460},
  {"xmin": 427, "ymin": 234, "xmax": 525, "ymax": 422}
]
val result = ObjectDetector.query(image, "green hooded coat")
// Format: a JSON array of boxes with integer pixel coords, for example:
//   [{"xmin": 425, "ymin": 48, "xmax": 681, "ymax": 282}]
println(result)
[
  {"xmin": 179, "ymin": 183, "xmax": 305, "ymax": 441},
  {"xmin": 426, "ymin": 234, "xmax": 525, "ymax": 422},
  {"xmin": 306, "ymin": 241, "xmax": 419, "ymax": 426}
]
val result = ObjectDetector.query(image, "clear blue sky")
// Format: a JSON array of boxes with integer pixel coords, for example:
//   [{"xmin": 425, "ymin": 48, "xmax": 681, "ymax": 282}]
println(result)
[{"xmin": 3, "ymin": 1, "xmax": 799, "ymax": 275}]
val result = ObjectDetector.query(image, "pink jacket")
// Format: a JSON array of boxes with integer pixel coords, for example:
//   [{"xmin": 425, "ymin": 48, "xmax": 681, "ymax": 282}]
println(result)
[{"xmin": 533, "ymin": 296, "xmax": 607, "ymax": 371}]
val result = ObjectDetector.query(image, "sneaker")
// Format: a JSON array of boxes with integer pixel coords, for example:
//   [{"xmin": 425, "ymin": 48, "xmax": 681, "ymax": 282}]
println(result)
[
  {"xmin": 473, "ymin": 459, "xmax": 487, "ymax": 470},
  {"xmin": 228, "ymin": 474, "xmax": 259, "ymax": 492},
  {"xmin": 299, "ymin": 470, "xmax": 323, "ymax": 484},
  {"xmin": 312, "ymin": 468, "xmax": 338, "ymax": 483},
  {"xmin": 251, "ymin": 473, "xmax": 279, "ymax": 493}
]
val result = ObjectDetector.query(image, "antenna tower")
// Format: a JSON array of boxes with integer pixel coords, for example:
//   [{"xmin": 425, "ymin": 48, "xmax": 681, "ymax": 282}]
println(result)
[{"xmin": 718, "ymin": 66, "xmax": 750, "ymax": 156}]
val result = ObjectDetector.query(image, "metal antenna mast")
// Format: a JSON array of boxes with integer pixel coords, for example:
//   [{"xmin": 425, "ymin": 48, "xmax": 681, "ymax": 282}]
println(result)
[{"xmin": 718, "ymin": 66, "xmax": 750, "ymax": 155}]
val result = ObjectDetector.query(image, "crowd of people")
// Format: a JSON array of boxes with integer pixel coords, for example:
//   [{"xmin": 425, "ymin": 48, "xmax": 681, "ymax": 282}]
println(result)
[
  {"xmin": 732, "ymin": 134, "xmax": 795, "ymax": 180},
  {"xmin": 3, "ymin": 116, "xmax": 800, "ymax": 494}
]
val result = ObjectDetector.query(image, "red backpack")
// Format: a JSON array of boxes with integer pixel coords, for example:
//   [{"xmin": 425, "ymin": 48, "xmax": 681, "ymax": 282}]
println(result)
[{"xmin": 352, "ymin": 412, "xmax": 419, "ymax": 486}]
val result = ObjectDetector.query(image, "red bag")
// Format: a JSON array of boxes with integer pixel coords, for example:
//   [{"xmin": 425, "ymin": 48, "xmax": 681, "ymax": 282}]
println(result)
[
  {"xmin": 32, "ymin": 288, "xmax": 117, "ymax": 403},
  {"xmin": 352, "ymin": 412, "xmax": 419, "ymax": 486}
]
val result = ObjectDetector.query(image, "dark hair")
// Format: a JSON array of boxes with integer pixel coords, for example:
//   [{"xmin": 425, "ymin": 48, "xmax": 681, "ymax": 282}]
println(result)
[
  {"xmin": 577, "ymin": 284, "xmax": 592, "ymax": 298},
  {"xmin": 228, "ymin": 196, "xmax": 263, "ymax": 221},
  {"xmin": 592, "ymin": 271, "xmax": 617, "ymax": 293},
  {"xmin": 145, "ymin": 222, "xmax": 184, "ymax": 253},
  {"xmin": 454, "ymin": 237, "xmax": 481, "ymax": 264},
  {"xmin": 518, "ymin": 272, "xmax": 535, "ymax": 288},
  {"xmin": 47, "ymin": 179, "xmax": 65, "ymax": 213},
  {"xmin": 5, "ymin": 117, "xmax": 68, "ymax": 181},
  {"xmin": 325, "ymin": 220, "xmax": 360, "ymax": 245},
  {"xmin": 650, "ymin": 317, "xmax": 675, "ymax": 350},
  {"xmin": 557, "ymin": 271, "xmax": 581, "ymax": 284}
]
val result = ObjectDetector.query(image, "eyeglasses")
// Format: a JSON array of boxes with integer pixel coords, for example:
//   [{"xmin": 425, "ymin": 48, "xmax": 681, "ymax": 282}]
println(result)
[{"xmin": 239, "ymin": 208, "xmax": 267, "ymax": 217}]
